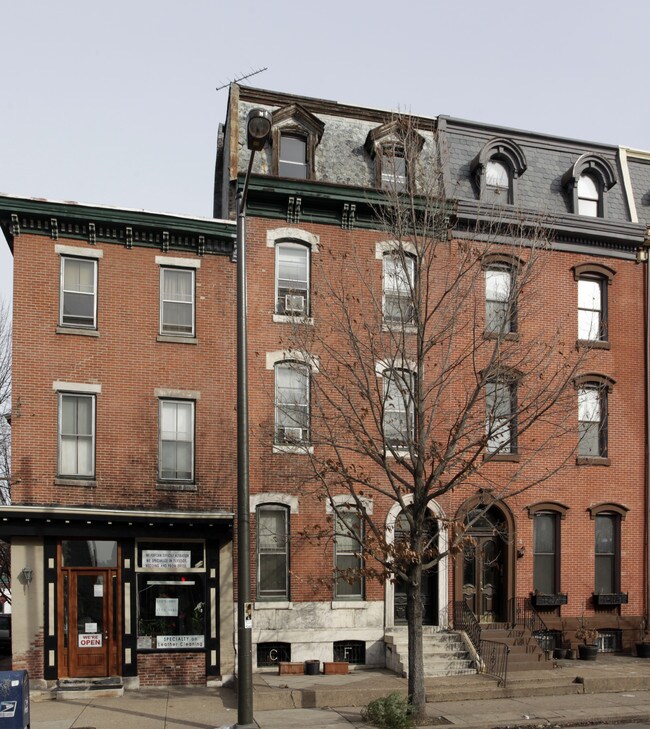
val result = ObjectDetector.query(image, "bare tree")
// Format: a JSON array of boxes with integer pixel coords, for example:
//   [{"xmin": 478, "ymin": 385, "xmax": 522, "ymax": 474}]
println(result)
[{"xmin": 276, "ymin": 120, "xmax": 586, "ymax": 719}]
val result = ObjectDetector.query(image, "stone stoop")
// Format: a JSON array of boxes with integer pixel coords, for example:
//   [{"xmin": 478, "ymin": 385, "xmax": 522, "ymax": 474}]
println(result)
[
  {"xmin": 54, "ymin": 676, "xmax": 124, "ymax": 700},
  {"xmin": 481, "ymin": 625, "xmax": 554, "ymax": 671},
  {"xmin": 385, "ymin": 628, "xmax": 477, "ymax": 677}
]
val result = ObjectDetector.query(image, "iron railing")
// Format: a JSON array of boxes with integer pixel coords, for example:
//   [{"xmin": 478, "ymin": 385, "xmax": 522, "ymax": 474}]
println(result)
[
  {"xmin": 452, "ymin": 601, "xmax": 509, "ymax": 686},
  {"xmin": 511, "ymin": 596, "xmax": 550, "ymax": 633}
]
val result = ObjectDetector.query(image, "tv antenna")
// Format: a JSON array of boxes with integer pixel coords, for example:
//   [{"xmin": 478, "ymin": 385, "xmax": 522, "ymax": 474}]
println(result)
[{"xmin": 216, "ymin": 67, "xmax": 268, "ymax": 92}]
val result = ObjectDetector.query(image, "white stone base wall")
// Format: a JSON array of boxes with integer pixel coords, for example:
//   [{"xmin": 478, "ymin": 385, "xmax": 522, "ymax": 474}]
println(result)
[{"xmin": 248, "ymin": 600, "xmax": 386, "ymax": 669}]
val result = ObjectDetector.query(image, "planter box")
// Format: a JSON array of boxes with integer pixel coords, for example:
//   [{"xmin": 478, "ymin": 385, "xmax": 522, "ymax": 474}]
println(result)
[
  {"xmin": 532, "ymin": 593, "xmax": 568, "ymax": 607},
  {"xmin": 593, "ymin": 592, "xmax": 628, "ymax": 606},
  {"xmin": 323, "ymin": 661, "xmax": 348, "ymax": 675},
  {"xmin": 278, "ymin": 662, "xmax": 304, "ymax": 675}
]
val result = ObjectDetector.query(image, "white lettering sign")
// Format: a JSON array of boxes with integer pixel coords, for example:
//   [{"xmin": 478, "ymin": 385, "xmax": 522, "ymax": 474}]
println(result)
[
  {"xmin": 94, "ymin": 583, "xmax": 103, "ymax": 597},
  {"xmin": 156, "ymin": 598, "xmax": 178, "ymax": 617},
  {"xmin": 143, "ymin": 550, "xmax": 191, "ymax": 569},
  {"xmin": 78, "ymin": 633, "xmax": 102, "ymax": 648},
  {"xmin": 85, "ymin": 622, "xmax": 98, "ymax": 633},
  {"xmin": 156, "ymin": 634, "xmax": 204, "ymax": 649}
]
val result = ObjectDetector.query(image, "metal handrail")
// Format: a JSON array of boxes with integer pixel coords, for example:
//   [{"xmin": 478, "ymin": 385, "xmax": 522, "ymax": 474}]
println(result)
[
  {"xmin": 511, "ymin": 596, "xmax": 550, "ymax": 634},
  {"xmin": 452, "ymin": 601, "xmax": 509, "ymax": 687}
]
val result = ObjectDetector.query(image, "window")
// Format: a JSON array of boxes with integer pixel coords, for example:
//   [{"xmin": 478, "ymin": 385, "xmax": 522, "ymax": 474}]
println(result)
[
  {"xmin": 383, "ymin": 368, "xmax": 415, "ymax": 447},
  {"xmin": 257, "ymin": 505, "xmax": 289, "ymax": 599},
  {"xmin": 383, "ymin": 252, "xmax": 415, "ymax": 324},
  {"xmin": 577, "ymin": 173, "xmax": 600, "ymax": 217},
  {"xmin": 135, "ymin": 540, "xmax": 205, "ymax": 651},
  {"xmin": 486, "ymin": 379, "xmax": 517, "ymax": 454},
  {"xmin": 257, "ymin": 642, "xmax": 291, "ymax": 667},
  {"xmin": 159, "ymin": 400, "xmax": 194, "ymax": 481},
  {"xmin": 276, "ymin": 242, "xmax": 309, "ymax": 316},
  {"xmin": 279, "ymin": 134, "xmax": 308, "ymax": 179},
  {"xmin": 334, "ymin": 511, "xmax": 363, "ymax": 599},
  {"xmin": 595, "ymin": 513, "xmax": 619, "ymax": 594},
  {"xmin": 533, "ymin": 512, "xmax": 559, "ymax": 594},
  {"xmin": 160, "ymin": 268, "xmax": 195, "ymax": 336},
  {"xmin": 485, "ymin": 266, "xmax": 515, "ymax": 334},
  {"xmin": 60, "ymin": 257, "xmax": 97, "ymax": 328},
  {"xmin": 484, "ymin": 159, "xmax": 511, "ymax": 202},
  {"xmin": 578, "ymin": 385, "xmax": 607, "ymax": 458},
  {"xmin": 578, "ymin": 277, "xmax": 606, "ymax": 341},
  {"xmin": 333, "ymin": 640, "xmax": 366, "ymax": 664},
  {"xmin": 58, "ymin": 393, "xmax": 95, "ymax": 477},
  {"xmin": 380, "ymin": 146, "xmax": 408, "ymax": 192},
  {"xmin": 274, "ymin": 362, "xmax": 310, "ymax": 444}
]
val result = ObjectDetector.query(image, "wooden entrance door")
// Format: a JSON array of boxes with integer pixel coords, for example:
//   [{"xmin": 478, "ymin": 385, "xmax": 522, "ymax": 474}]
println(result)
[
  {"xmin": 462, "ymin": 535, "xmax": 505, "ymax": 622},
  {"xmin": 68, "ymin": 569, "xmax": 119, "ymax": 677}
]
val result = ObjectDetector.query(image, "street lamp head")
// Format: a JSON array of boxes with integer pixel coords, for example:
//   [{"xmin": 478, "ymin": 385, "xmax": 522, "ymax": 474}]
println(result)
[{"xmin": 246, "ymin": 108, "xmax": 272, "ymax": 152}]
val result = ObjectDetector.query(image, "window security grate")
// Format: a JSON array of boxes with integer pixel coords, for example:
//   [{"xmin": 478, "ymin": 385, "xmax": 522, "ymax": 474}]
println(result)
[
  {"xmin": 256, "ymin": 642, "xmax": 291, "ymax": 667},
  {"xmin": 333, "ymin": 640, "xmax": 366, "ymax": 664}
]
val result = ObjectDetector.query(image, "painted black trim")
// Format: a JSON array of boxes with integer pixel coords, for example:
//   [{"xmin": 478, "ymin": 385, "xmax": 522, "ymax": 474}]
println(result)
[
  {"xmin": 121, "ymin": 539, "xmax": 137, "ymax": 678},
  {"xmin": 43, "ymin": 537, "xmax": 58, "ymax": 681}
]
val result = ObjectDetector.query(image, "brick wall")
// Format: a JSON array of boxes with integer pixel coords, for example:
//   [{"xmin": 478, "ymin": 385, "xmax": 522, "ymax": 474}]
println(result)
[
  {"xmin": 13, "ymin": 627, "xmax": 44, "ymax": 680},
  {"xmin": 137, "ymin": 652, "xmax": 205, "ymax": 686}
]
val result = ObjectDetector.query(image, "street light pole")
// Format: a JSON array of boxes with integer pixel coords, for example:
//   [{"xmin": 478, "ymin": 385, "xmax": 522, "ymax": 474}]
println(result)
[{"xmin": 236, "ymin": 108, "xmax": 272, "ymax": 729}]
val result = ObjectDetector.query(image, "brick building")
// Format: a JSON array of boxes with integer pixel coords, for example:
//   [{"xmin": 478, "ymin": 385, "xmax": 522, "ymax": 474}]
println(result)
[{"xmin": 1, "ymin": 84, "xmax": 650, "ymax": 686}]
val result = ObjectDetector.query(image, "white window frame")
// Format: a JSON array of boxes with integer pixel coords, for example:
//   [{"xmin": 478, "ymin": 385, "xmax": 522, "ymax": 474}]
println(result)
[
  {"xmin": 383, "ymin": 367, "xmax": 415, "ymax": 448},
  {"xmin": 256, "ymin": 504, "xmax": 290, "ymax": 600},
  {"xmin": 59, "ymin": 256, "xmax": 98, "ymax": 329},
  {"xmin": 279, "ymin": 134, "xmax": 308, "ymax": 179},
  {"xmin": 274, "ymin": 361, "xmax": 310, "ymax": 445},
  {"xmin": 158, "ymin": 399, "xmax": 195, "ymax": 482},
  {"xmin": 383, "ymin": 252, "xmax": 416, "ymax": 325},
  {"xmin": 334, "ymin": 510, "xmax": 364, "ymax": 600},
  {"xmin": 485, "ymin": 266, "xmax": 515, "ymax": 334},
  {"xmin": 58, "ymin": 392, "xmax": 96, "ymax": 478},
  {"xmin": 578, "ymin": 173, "xmax": 600, "ymax": 217},
  {"xmin": 275, "ymin": 242, "xmax": 310, "ymax": 317},
  {"xmin": 578, "ymin": 385, "xmax": 606, "ymax": 458},
  {"xmin": 160, "ymin": 267, "xmax": 196, "ymax": 337},
  {"xmin": 485, "ymin": 379, "xmax": 517, "ymax": 454},
  {"xmin": 578, "ymin": 277, "xmax": 605, "ymax": 341}
]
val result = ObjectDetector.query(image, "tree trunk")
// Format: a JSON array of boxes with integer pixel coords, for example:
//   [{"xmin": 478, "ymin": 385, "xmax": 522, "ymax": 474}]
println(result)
[{"xmin": 406, "ymin": 563, "xmax": 426, "ymax": 721}]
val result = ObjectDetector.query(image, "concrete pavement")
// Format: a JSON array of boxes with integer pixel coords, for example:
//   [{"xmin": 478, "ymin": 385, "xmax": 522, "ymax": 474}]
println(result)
[{"xmin": 28, "ymin": 655, "xmax": 650, "ymax": 729}]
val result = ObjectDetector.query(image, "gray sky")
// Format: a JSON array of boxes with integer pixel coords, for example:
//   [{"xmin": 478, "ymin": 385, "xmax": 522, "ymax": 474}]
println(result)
[{"xmin": 2, "ymin": 0, "xmax": 649, "ymax": 305}]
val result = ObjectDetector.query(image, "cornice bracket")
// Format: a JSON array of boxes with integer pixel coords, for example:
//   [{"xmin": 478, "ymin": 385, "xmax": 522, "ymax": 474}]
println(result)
[
  {"xmin": 88, "ymin": 222, "xmax": 96, "ymax": 245},
  {"xmin": 198, "ymin": 235, "xmax": 205, "ymax": 256},
  {"xmin": 10, "ymin": 214, "xmax": 20, "ymax": 237},
  {"xmin": 162, "ymin": 231, "xmax": 170, "ymax": 253},
  {"xmin": 125, "ymin": 226, "xmax": 133, "ymax": 249},
  {"xmin": 341, "ymin": 203, "xmax": 356, "ymax": 230},
  {"xmin": 50, "ymin": 217, "xmax": 58, "ymax": 241},
  {"xmin": 287, "ymin": 196, "xmax": 301, "ymax": 224}
]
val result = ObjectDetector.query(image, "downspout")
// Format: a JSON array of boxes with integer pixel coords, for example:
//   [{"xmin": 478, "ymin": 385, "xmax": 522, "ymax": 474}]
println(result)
[{"xmin": 643, "ymin": 228, "xmax": 650, "ymax": 631}]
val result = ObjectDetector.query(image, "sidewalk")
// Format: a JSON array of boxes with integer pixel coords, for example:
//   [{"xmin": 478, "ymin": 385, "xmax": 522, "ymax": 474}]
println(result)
[{"xmin": 28, "ymin": 655, "xmax": 650, "ymax": 729}]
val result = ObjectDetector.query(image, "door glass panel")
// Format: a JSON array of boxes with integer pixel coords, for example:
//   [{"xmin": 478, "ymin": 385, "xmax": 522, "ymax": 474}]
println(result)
[
  {"xmin": 63, "ymin": 541, "xmax": 118, "ymax": 567},
  {"xmin": 63, "ymin": 573, "xmax": 69, "ymax": 648},
  {"xmin": 76, "ymin": 574, "xmax": 104, "ymax": 644}
]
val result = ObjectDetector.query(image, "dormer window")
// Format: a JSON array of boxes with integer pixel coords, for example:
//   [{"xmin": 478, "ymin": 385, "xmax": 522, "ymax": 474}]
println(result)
[
  {"xmin": 365, "ymin": 120, "xmax": 425, "ymax": 193},
  {"xmin": 381, "ymin": 146, "xmax": 408, "ymax": 192},
  {"xmin": 485, "ymin": 159, "xmax": 511, "ymax": 201},
  {"xmin": 577, "ymin": 173, "xmax": 600, "ymax": 217},
  {"xmin": 279, "ymin": 134, "xmax": 308, "ymax": 179},
  {"xmin": 271, "ymin": 103, "xmax": 325, "ymax": 181},
  {"xmin": 471, "ymin": 138, "xmax": 527, "ymax": 205},
  {"xmin": 562, "ymin": 154, "xmax": 617, "ymax": 219}
]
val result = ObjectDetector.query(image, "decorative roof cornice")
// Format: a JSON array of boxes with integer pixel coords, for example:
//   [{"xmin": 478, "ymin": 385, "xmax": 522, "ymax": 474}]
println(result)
[
  {"xmin": 243, "ymin": 175, "xmax": 646, "ymax": 253},
  {"xmin": 0, "ymin": 194, "xmax": 236, "ymax": 256}
]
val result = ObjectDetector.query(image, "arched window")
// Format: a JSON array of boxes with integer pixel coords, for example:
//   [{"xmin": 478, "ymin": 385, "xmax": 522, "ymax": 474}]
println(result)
[
  {"xmin": 274, "ymin": 361, "xmax": 310, "ymax": 445},
  {"xmin": 577, "ymin": 173, "xmax": 600, "ymax": 217},
  {"xmin": 471, "ymin": 138, "xmax": 527, "ymax": 205},
  {"xmin": 485, "ymin": 159, "xmax": 511, "ymax": 201}
]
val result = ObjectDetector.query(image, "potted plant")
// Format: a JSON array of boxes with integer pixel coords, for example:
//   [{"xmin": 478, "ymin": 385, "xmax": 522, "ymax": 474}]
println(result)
[
  {"xmin": 575, "ymin": 618, "xmax": 599, "ymax": 660},
  {"xmin": 635, "ymin": 620, "xmax": 650, "ymax": 658}
]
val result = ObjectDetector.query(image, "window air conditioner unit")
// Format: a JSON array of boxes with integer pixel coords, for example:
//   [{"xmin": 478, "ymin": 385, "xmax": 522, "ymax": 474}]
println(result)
[
  {"xmin": 281, "ymin": 426, "xmax": 304, "ymax": 443},
  {"xmin": 284, "ymin": 294, "xmax": 306, "ymax": 315}
]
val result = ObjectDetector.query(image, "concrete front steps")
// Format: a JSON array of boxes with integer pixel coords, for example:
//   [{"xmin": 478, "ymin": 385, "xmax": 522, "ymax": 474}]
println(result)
[
  {"xmin": 385, "ymin": 627, "xmax": 476, "ymax": 677},
  {"xmin": 54, "ymin": 676, "xmax": 124, "ymax": 700},
  {"xmin": 481, "ymin": 624, "xmax": 553, "ymax": 671}
]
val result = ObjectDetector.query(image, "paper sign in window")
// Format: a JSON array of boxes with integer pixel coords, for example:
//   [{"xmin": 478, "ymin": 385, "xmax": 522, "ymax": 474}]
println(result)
[{"xmin": 156, "ymin": 597, "xmax": 179, "ymax": 617}]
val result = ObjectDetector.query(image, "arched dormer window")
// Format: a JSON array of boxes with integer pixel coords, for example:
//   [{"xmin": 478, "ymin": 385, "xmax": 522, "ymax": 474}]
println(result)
[
  {"xmin": 562, "ymin": 154, "xmax": 617, "ymax": 218},
  {"xmin": 271, "ymin": 103, "xmax": 325, "ymax": 181},
  {"xmin": 471, "ymin": 138, "xmax": 527, "ymax": 205},
  {"xmin": 365, "ymin": 119, "xmax": 425, "ymax": 193}
]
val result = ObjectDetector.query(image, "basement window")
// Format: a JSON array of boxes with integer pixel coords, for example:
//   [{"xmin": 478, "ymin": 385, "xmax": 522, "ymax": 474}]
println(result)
[{"xmin": 333, "ymin": 639, "xmax": 366, "ymax": 664}]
